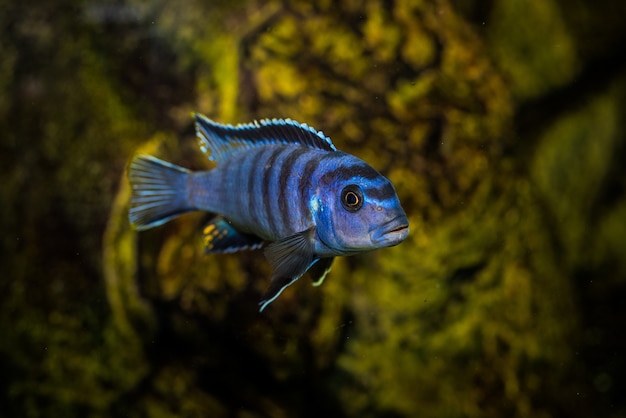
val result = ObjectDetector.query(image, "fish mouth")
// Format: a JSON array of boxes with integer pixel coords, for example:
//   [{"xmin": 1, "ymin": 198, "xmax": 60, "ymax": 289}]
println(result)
[{"xmin": 370, "ymin": 216, "xmax": 409, "ymax": 247}]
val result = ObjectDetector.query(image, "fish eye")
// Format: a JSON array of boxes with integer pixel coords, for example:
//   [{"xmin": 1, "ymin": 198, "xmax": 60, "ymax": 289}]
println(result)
[{"xmin": 341, "ymin": 185, "xmax": 363, "ymax": 212}]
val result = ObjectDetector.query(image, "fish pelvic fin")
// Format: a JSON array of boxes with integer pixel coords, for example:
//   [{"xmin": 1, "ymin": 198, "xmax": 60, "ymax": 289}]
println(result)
[
  {"xmin": 259, "ymin": 228, "xmax": 317, "ymax": 312},
  {"xmin": 128, "ymin": 155, "xmax": 195, "ymax": 230},
  {"xmin": 309, "ymin": 257, "xmax": 334, "ymax": 287}
]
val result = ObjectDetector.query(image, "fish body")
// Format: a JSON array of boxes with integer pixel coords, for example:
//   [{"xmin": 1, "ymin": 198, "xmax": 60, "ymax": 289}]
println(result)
[{"xmin": 129, "ymin": 114, "xmax": 409, "ymax": 311}]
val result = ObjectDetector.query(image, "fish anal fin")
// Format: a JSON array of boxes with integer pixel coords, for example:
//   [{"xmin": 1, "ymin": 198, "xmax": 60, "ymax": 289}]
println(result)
[
  {"xmin": 203, "ymin": 217, "xmax": 263, "ymax": 253},
  {"xmin": 259, "ymin": 228, "xmax": 317, "ymax": 311}
]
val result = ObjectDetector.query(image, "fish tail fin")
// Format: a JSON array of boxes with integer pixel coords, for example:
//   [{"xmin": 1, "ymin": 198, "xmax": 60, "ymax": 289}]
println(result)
[{"xmin": 128, "ymin": 155, "xmax": 195, "ymax": 230}]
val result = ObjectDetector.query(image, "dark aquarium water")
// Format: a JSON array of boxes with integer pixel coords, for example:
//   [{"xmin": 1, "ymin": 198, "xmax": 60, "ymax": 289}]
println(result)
[{"xmin": 2, "ymin": 0, "xmax": 626, "ymax": 417}]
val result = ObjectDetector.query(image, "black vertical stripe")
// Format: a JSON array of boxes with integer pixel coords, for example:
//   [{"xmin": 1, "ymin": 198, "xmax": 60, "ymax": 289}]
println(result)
[
  {"xmin": 247, "ymin": 147, "xmax": 269, "ymax": 225},
  {"xmin": 238, "ymin": 150, "xmax": 258, "ymax": 220},
  {"xmin": 296, "ymin": 155, "xmax": 322, "ymax": 220},
  {"xmin": 215, "ymin": 157, "xmax": 231, "ymax": 207},
  {"xmin": 296, "ymin": 152, "xmax": 346, "ymax": 219},
  {"xmin": 277, "ymin": 147, "xmax": 309, "ymax": 235},
  {"xmin": 225, "ymin": 154, "xmax": 239, "ymax": 214},
  {"xmin": 261, "ymin": 146, "xmax": 290, "ymax": 236}
]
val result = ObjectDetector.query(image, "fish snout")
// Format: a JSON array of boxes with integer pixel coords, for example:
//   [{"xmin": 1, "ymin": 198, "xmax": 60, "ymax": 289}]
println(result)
[{"xmin": 369, "ymin": 215, "xmax": 409, "ymax": 247}]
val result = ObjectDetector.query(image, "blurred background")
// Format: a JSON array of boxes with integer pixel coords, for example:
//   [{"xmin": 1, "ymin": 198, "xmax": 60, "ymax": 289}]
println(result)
[{"xmin": 1, "ymin": 0, "xmax": 625, "ymax": 417}]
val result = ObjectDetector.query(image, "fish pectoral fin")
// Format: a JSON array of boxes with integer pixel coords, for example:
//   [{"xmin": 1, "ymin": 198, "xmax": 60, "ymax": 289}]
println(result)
[
  {"xmin": 259, "ymin": 228, "xmax": 317, "ymax": 312},
  {"xmin": 203, "ymin": 216, "xmax": 263, "ymax": 253},
  {"xmin": 308, "ymin": 257, "xmax": 334, "ymax": 287}
]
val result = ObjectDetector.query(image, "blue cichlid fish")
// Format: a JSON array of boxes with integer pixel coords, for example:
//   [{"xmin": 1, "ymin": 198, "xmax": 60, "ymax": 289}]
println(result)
[{"xmin": 128, "ymin": 114, "xmax": 409, "ymax": 311}]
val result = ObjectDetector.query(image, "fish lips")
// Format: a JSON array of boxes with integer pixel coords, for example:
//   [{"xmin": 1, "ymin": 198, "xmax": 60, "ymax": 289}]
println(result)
[{"xmin": 369, "ymin": 216, "xmax": 409, "ymax": 247}]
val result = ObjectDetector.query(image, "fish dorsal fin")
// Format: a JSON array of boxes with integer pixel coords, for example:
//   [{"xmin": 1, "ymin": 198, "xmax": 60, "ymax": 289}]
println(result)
[{"xmin": 195, "ymin": 113, "xmax": 337, "ymax": 162}]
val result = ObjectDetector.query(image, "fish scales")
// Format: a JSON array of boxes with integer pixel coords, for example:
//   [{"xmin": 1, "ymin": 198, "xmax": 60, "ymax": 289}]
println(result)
[
  {"xmin": 245, "ymin": 145, "xmax": 271, "ymax": 227},
  {"xmin": 128, "ymin": 114, "xmax": 409, "ymax": 311},
  {"xmin": 275, "ymin": 147, "xmax": 311, "ymax": 237},
  {"xmin": 261, "ymin": 146, "xmax": 287, "ymax": 238},
  {"xmin": 265, "ymin": 146, "xmax": 301, "ymax": 238},
  {"xmin": 264, "ymin": 147, "xmax": 289, "ymax": 238},
  {"xmin": 189, "ymin": 145, "xmax": 309, "ymax": 240}
]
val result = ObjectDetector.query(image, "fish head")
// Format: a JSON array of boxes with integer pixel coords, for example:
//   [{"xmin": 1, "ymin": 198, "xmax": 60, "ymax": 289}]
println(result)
[{"xmin": 313, "ymin": 160, "xmax": 409, "ymax": 255}]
